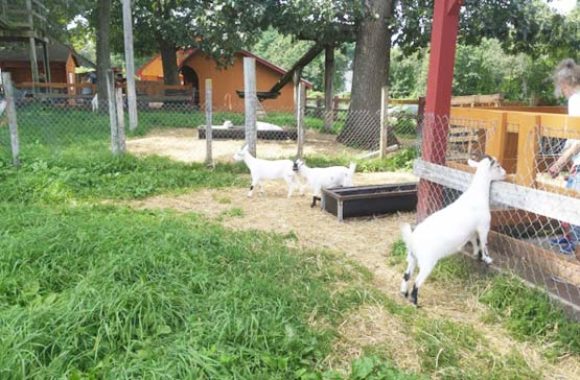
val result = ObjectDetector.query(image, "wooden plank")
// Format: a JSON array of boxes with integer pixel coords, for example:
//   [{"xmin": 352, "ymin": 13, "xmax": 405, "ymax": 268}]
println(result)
[
  {"xmin": 380, "ymin": 86, "xmax": 389, "ymax": 158},
  {"xmin": 514, "ymin": 113, "xmax": 540, "ymax": 187},
  {"xmin": 106, "ymin": 71, "xmax": 120, "ymax": 155},
  {"xmin": 451, "ymin": 93, "xmax": 503, "ymax": 107},
  {"xmin": 484, "ymin": 111, "xmax": 508, "ymax": 165},
  {"xmin": 536, "ymin": 183, "xmax": 579, "ymax": 198},
  {"xmin": 205, "ymin": 79, "xmax": 213, "ymax": 166},
  {"xmin": 296, "ymin": 82, "xmax": 305, "ymax": 158},
  {"xmin": 413, "ymin": 160, "xmax": 580, "ymax": 225},
  {"xmin": 489, "ymin": 231, "xmax": 580, "ymax": 288},
  {"xmin": 540, "ymin": 114, "xmax": 580, "ymax": 139},
  {"xmin": 115, "ymin": 87, "xmax": 126, "ymax": 152},
  {"xmin": 122, "ymin": 0, "xmax": 138, "ymax": 131},
  {"xmin": 1, "ymin": 73, "xmax": 21, "ymax": 167},
  {"xmin": 243, "ymin": 57, "xmax": 257, "ymax": 156}
]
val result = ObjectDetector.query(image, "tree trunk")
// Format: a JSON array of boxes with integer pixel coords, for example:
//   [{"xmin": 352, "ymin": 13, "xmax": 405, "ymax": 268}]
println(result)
[
  {"xmin": 96, "ymin": 0, "xmax": 111, "ymax": 108},
  {"xmin": 323, "ymin": 45, "xmax": 335, "ymax": 133},
  {"xmin": 159, "ymin": 38, "xmax": 179, "ymax": 86},
  {"xmin": 338, "ymin": 0, "xmax": 395, "ymax": 149}
]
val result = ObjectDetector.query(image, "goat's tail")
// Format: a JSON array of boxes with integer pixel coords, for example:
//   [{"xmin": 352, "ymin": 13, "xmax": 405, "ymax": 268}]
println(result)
[{"xmin": 400, "ymin": 223, "xmax": 413, "ymax": 252}]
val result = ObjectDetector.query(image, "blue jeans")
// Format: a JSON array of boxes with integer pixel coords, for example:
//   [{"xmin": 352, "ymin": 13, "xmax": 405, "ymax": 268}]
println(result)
[{"xmin": 565, "ymin": 169, "xmax": 580, "ymax": 243}]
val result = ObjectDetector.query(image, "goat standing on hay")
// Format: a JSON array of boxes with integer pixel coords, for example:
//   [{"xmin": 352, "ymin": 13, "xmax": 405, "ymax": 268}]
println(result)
[
  {"xmin": 233, "ymin": 144, "xmax": 299, "ymax": 198},
  {"xmin": 293, "ymin": 158, "xmax": 356, "ymax": 207},
  {"xmin": 400, "ymin": 155, "xmax": 506, "ymax": 306}
]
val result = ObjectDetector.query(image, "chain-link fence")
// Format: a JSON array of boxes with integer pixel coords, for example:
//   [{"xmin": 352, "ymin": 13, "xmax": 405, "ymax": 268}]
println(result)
[{"xmin": 414, "ymin": 110, "xmax": 580, "ymax": 316}]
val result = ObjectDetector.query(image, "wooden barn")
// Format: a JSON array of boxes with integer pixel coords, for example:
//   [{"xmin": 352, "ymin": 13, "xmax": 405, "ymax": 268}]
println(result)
[
  {"xmin": 137, "ymin": 49, "xmax": 312, "ymax": 111},
  {"xmin": 0, "ymin": 41, "xmax": 95, "ymax": 86}
]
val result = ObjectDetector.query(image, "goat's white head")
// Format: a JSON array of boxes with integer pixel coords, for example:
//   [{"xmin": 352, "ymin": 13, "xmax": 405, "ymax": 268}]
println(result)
[
  {"xmin": 233, "ymin": 144, "xmax": 249, "ymax": 161},
  {"xmin": 468, "ymin": 155, "xmax": 506, "ymax": 181}
]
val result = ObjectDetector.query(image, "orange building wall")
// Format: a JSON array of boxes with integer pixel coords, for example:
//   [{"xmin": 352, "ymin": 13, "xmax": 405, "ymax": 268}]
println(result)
[
  {"xmin": 139, "ymin": 52, "xmax": 300, "ymax": 112},
  {"xmin": 0, "ymin": 61, "xmax": 67, "ymax": 83}
]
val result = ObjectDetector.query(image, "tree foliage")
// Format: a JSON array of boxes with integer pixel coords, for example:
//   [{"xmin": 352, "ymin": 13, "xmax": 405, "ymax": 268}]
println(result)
[{"xmin": 250, "ymin": 29, "xmax": 351, "ymax": 92}]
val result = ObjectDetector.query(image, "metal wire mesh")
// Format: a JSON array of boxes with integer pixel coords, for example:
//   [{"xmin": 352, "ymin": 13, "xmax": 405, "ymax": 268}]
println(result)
[{"xmin": 416, "ymin": 112, "xmax": 580, "ymax": 316}]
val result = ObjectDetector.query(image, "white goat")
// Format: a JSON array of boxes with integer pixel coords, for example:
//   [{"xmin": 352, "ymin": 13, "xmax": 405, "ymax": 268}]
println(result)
[
  {"xmin": 91, "ymin": 94, "xmax": 98, "ymax": 112},
  {"xmin": 233, "ymin": 144, "xmax": 299, "ymax": 197},
  {"xmin": 293, "ymin": 158, "xmax": 356, "ymax": 207},
  {"xmin": 400, "ymin": 155, "xmax": 506, "ymax": 306}
]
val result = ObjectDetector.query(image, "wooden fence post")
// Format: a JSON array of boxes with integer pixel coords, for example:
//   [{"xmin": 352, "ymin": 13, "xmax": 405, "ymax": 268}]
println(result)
[
  {"xmin": 115, "ymin": 86, "xmax": 126, "ymax": 153},
  {"xmin": 1, "ymin": 72, "xmax": 20, "ymax": 167},
  {"xmin": 296, "ymin": 82, "xmax": 306, "ymax": 158},
  {"xmin": 380, "ymin": 86, "xmax": 389, "ymax": 158},
  {"xmin": 514, "ymin": 114, "xmax": 540, "ymax": 187},
  {"xmin": 106, "ymin": 70, "xmax": 120, "ymax": 155},
  {"xmin": 205, "ymin": 78, "xmax": 213, "ymax": 166},
  {"xmin": 122, "ymin": 0, "xmax": 138, "ymax": 130},
  {"xmin": 243, "ymin": 57, "xmax": 257, "ymax": 156}
]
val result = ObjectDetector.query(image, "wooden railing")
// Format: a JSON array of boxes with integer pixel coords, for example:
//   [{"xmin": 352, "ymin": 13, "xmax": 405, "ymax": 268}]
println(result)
[
  {"xmin": 15, "ymin": 81, "xmax": 194, "ymax": 99},
  {"xmin": 306, "ymin": 96, "xmax": 419, "ymax": 113},
  {"xmin": 448, "ymin": 107, "xmax": 579, "ymax": 194}
]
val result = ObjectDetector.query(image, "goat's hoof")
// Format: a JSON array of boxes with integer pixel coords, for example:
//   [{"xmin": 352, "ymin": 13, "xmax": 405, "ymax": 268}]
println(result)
[
  {"xmin": 400, "ymin": 291, "xmax": 409, "ymax": 299},
  {"xmin": 482, "ymin": 257, "xmax": 493, "ymax": 265}
]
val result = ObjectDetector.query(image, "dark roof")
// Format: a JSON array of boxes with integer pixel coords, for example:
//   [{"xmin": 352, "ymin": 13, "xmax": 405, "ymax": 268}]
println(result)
[{"xmin": 0, "ymin": 41, "xmax": 95, "ymax": 68}]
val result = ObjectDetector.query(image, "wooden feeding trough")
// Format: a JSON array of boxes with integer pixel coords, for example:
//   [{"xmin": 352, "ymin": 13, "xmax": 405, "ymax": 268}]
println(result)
[
  {"xmin": 322, "ymin": 183, "xmax": 418, "ymax": 221},
  {"xmin": 198, "ymin": 127, "xmax": 297, "ymax": 140}
]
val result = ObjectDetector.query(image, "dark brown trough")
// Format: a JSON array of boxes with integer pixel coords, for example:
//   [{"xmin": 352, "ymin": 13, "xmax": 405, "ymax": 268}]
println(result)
[
  {"xmin": 322, "ymin": 183, "xmax": 418, "ymax": 221},
  {"xmin": 198, "ymin": 127, "xmax": 297, "ymax": 141}
]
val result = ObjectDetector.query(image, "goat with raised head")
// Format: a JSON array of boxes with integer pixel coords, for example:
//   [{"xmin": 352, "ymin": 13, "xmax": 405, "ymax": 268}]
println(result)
[
  {"xmin": 293, "ymin": 159, "xmax": 356, "ymax": 207},
  {"xmin": 400, "ymin": 155, "xmax": 506, "ymax": 306},
  {"xmin": 233, "ymin": 144, "xmax": 299, "ymax": 197}
]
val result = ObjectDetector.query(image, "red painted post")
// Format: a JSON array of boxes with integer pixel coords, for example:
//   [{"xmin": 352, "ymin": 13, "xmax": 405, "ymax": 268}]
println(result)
[{"xmin": 417, "ymin": 0, "xmax": 463, "ymax": 222}]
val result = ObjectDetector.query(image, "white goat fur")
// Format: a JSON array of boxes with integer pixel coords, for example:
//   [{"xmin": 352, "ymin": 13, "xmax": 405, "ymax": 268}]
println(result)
[
  {"xmin": 400, "ymin": 156, "xmax": 506, "ymax": 306},
  {"xmin": 233, "ymin": 145, "xmax": 299, "ymax": 197},
  {"xmin": 294, "ymin": 159, "xmax": 356, "ymax": 198},
  {"xmin": 91, "ymin": 94, "xmax": 98, "ymax": 112}
]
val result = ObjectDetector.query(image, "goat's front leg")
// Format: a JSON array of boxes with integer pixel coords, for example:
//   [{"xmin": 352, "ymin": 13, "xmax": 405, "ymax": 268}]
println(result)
[
  {"xmin": 477, "ymin": 226, "xmax": 493, "ymax": 265},
  {"xmin": 285, "ymin": 174, "xmax": 296, "ymax": 198},
  {"xmin": 248, "ymin": 178, "xmax": 259, "ymax": 197}
]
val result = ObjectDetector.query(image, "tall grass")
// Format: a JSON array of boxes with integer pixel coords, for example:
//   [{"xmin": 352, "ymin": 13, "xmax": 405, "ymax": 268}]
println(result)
[
  {"xmin": 0, "ymin": 151, "xmax": 248, "ymax": 203},
  {"xmin": 0, "ymin": 204, "xmax": 413, "ymax": 378}
]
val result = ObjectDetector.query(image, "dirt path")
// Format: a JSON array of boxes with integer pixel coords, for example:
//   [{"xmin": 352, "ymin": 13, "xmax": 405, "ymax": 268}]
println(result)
[
  {"xmin": 124, "ymin": 172, "xmax": 579, "ymax": 379},
  {"xmin": 127, "ymin": 128, "xmax": 364, "ymax": 163}
]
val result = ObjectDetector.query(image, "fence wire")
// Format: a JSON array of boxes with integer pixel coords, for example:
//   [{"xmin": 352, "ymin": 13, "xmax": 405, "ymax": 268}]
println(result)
[{"xmin": 416, "ymin": 113, "xmax": 580, "ymax": 316}]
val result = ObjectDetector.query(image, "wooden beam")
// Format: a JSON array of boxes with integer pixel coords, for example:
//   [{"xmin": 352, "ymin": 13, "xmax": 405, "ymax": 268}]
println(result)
[
  {"xmin": 268, "ymin": 43, "xmax": 324, "ymax": 95},
  {"xmin": 243, "ymin": 57, "xmax": 257, "ymax": 156},
  {"xmin": 122, "ymin": 0, "xmax": 138, "ymax": 131},
  {"xmin": 323, "ymin": 45, "xmax": 335, "ymax": 133},
  {"xmin": 417, "ymin": 0, "xmax": 463, "ymax": 221},
  {"xmin": 488, "ymin": 231, "xmax": 580, "ymax": 288},
  {"xmin": 413, "ymin": 159, "xmax": 580, "ymax": 226}
]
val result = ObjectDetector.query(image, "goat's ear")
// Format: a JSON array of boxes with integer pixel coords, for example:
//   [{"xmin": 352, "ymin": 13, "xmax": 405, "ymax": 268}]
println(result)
[{"xmin": 467, "ymin": 159, "xmax": 479, "ymax": 168}]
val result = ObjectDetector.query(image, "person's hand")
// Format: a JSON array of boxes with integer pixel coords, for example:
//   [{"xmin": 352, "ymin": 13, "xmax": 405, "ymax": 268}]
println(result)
[{"xmin": 549, "ymin": 162, "xmax": 562, "ymax": 178}]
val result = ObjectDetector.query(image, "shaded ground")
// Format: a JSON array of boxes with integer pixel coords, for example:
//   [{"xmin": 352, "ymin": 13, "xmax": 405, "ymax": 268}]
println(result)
[{"xmin": 123, "ymin": 172, "xmax": 580, "ymax": 379}]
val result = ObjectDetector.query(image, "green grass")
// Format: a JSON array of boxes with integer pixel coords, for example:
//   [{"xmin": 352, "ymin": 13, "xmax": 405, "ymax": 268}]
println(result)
[
  {"xmin": 387, "ymin": 240, "xmax": 579, "ymax": 359},
  {"xmin": 0, "ymin": 151, "xmax": 248, "ymax": 203},
  {"xmin": 0, "ymin": 203, "xmax": 418, "ymax": 379},
  {"xmin": 480, "ymin": 275, "xmax": 580, "ymax": 357},
  {"xmin": 304, "ymin": 148, "xmax": 417, "ymax": 173}
]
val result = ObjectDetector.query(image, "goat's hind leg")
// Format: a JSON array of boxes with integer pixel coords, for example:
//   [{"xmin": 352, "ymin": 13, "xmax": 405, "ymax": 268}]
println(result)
[
  {"xmin": 477, "ymin": 227, "xmax": 493, "ymax": 265},
  {"xmin": 409, "ymin": 260, "xmax": 436, "ymax": 306},
  {"xmin": 400, "ymin": 251, "xmax": 417, "ymax": 298}
]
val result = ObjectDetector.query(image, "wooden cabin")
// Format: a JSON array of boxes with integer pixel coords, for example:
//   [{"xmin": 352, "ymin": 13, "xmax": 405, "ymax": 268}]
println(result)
[
  {"xmin": 137, "ymin": 49, "xmax": 312, "ymax": 112},
  {"xmin": 0, "ymin": 41, "xmax": 95, "ymax": 86}
]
